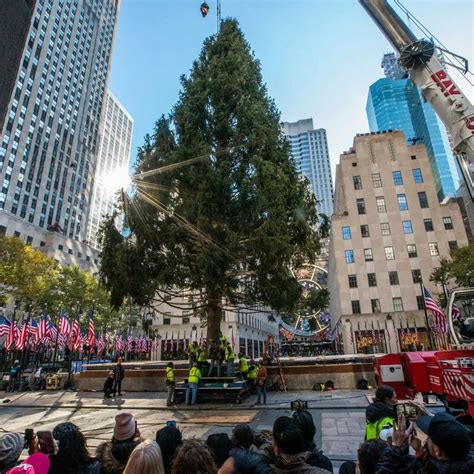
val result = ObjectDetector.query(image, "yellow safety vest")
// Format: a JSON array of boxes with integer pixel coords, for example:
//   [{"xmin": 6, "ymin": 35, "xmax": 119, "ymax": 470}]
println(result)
[
  {"xmin": 166, "ymin": 367, "xmax": 175, "ymax": 383},
  {"xmin": 226, "ymin": 346, "xmax": 235, "ymax": 361},
  {"xmin": 365, "ymin": 416, "xmax": 395, "ymax": 440},
  {"xmin": 189, "ymin": 367, "xmax": 201, "ymax": 383},
  {"xmin": 198, "ymin": 348, "xmax": 207, "ymax": 362},
  {"xmin": 247, "ymin": 366, "xmax": 257, "ymax": 379},
  {"xmin": 188, "ymin": 345, "xmax": 198, "ymax": 355},
  {"xmin": 239, "ymin": 357, "xmax": 249, "ymax": 372}
]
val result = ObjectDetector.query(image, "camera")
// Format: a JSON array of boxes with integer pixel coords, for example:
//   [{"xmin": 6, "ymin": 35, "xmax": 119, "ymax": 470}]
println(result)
[{"xmin": 291, "ymin": 399, "xmax": 308, "ymax": 411}]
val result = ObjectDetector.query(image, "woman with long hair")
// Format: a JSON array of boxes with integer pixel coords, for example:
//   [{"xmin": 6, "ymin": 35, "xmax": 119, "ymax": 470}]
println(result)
[{"xmin": 123, "ymin": 440, "xmax": 165, "ymax": 474}]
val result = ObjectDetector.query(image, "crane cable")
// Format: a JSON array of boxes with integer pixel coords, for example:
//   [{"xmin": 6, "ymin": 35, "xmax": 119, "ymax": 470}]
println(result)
[{"xmin": 393, "ymin": 0, "xmax": 474, "ymax": 87}]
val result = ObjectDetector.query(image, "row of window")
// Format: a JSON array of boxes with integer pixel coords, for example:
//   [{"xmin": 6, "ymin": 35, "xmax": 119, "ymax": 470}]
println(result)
[
  {"xmin": 351, "ymin": 296, "xmax": 424, "ymax": 314},
  {"xmin": 344, "ymin": 240, "xmax": 453, "ymax": 263},
  {"xmin": 352, "ymin": 168, "xmax": 423, "ymax": 191},
  {"xmin": 356, "ymin": 191, "xmax": 429, "ymax": 215},
  {"xmin": 348, "ymin": 269, "xmax": 423, "ymax": 289},
  {"xmin": 342, "ymin": 216, "xmax": 454, "ymax": 240}
]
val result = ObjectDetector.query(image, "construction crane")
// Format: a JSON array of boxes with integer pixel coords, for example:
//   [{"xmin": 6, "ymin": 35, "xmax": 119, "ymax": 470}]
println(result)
[{"xmin": 360, "ymin": 0, "xmax": 474, "ymax": 350}]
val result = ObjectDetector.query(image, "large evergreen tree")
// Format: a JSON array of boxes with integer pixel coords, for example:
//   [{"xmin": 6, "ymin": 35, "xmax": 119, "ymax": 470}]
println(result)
[{"xmin": 99, "ymin": 19, "xmax": 320, "ymax": 342}]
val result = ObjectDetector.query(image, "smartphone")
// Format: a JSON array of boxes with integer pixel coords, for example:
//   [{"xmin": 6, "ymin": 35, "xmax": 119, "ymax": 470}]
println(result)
[
  {"xmin": 396, "ymin": 403, "xmax": 417, "ymax": 419},
  {"xmin": 37, "ymin": 431, "xmax": 55, "ymax": 455},
  {"xmin": 24, "ymin": 428, "xmax": 35, "ymax": 453}
]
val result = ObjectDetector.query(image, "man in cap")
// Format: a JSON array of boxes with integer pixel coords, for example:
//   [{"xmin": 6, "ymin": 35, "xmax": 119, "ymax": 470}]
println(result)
[
  {"xmin": 375, "ymin": 413, "xmax": 474, "ymax": 473},
  {"xmin": 0, "ymin": 432, "xmax": 24, "ymax": 472}
]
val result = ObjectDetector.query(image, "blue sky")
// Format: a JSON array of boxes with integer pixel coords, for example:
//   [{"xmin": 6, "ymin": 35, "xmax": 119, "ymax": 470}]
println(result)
[{"xmin": 108, "ymin": 0, "xmax": 473, "ymax": 178}]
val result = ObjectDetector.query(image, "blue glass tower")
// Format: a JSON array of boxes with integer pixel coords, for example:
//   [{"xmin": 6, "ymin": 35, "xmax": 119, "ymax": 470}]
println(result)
[{"xmin": 366, "ymin": 56, "xmax": 460, "ymax": 199}]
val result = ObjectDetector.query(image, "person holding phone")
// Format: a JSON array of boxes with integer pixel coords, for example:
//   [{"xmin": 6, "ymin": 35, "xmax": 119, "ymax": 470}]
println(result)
[{"xmin": 365, "ymin": 385, "xmax": 397, "ymax": 440}]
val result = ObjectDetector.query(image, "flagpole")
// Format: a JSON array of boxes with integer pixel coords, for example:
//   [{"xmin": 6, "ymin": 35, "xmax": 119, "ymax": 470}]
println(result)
[
  {"xmin": 52, "ymin": 309, "xmax": 61, "ymax": 372},
  {"xmin": 420, "ymin": 279, "xmax": 436, "ymax": 350}
]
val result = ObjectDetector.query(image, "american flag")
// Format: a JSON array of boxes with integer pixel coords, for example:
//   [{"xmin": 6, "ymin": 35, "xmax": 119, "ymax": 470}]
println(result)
[
  {"xmin": 48, "ymin": 320, "xmax": 58, "ymax": 341},
  {"xmin": 35, "ymin": 313, "xmax": 49, "ymax": 343},
  {"xmin": 59, "ymin": 312, "xmax": 71, "ymax": 337},
  {"xmin": 0, "ymin": 315, "xmax": 9, "ymax": 337},
  {"xmin": 70, "ymin": 317, "xmax": 81, "ymax": 351},
  {"xmin": 423, "ymin": 286, "xmax": 448, "ymax": 334},
  {"xmin": 5, "ymin": 319, "xmax": 18, "ymax": 351},
  {"xmin": 452, "ymin": 304, "xmax": 462, "ymax": 321},
  {"xmin": 88, "ymin": 318, "xmax": 95, "ymax": 348},
  {"xmin": 17, "ymin": 318, "xmax": 30, "ymax": 350}
]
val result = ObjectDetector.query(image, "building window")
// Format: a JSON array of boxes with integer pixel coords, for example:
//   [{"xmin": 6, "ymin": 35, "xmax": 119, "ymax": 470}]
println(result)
[
  {"xmin": 360, "ymin": 224, "xmax": 370, "ymax": 238},
  {"xmin": 412, "ymin": 168, "xmax": 423, "ymax": 183},
  {"xmin": 417, "ymin": 296, "xmax": 425, "ymax": 310},
  {"xmin": 342, "ymin": 226, "xmax": 351, "ymax": 240},
  {"xmin": 448, "ymin": 240, "xmax": 458, "ymax": 252},
  {"xmin": 58, "ymin": 244, "xmax": 64, "ymax": 250},
  {"xmin": 40, "ymin": 241, "xmax": 46, "ymax": 247},
  {"xmin": 376, "ymin": 196, "xmax": 386, "ymax": 213},
  {"xmin": 429, "ymin": 242, "xmax": 439, "ymax": 256},
  {"xmin": 348, "ymin": 274, "xmax": 358, "ymax": 288},
  {"xmin": 368, "ymin": 273, "xmax": 377, "ymax": 287},
  {"xmin": 389, "ymin": 271, "xmax": 399, "ymax": 285},
  {"xmin": 412, "ymin": 269, "xmax": 422, "ymax": 283},
  {"xmin": 364, "ymin": 248, "xmax": 373, "ymax": 261},
  {"xmin": 351, "ymin": 300, "xmax": 361, "ymax": 314},
  {"xmin": 353, "ymin": 175, "xmax": 362, "ymax": 190},
  {"xmin": 163, "ymin": 318, "xmax": 171, "ymax": 325},
  {"xmin": 356, "ymin": 198, "xmax": 366, "ymax": 215},
  {"xmin": 372, "ymin": 173, "xmax": 382, "ymax": 188},
  {"xmin": 13, "ymin": 231, "xmax": 21, "ymax": 238},
  {"xmin": 393, "ymin": 297, "xmax": 404, "ymax": 312},
  {"xmin": 0, "ymin": 225, "xmax": 6, "ymax": 236},
  {"xmin": 26, "ymin": 236, "xmax": 33, "ymax": 245},
  {"xmin": 418, "ymin": 191, "xmax": 429, "ymax": 209},
  {"xmin": 385, "ymin": 246, "xmax": 395, "ymax": 260},
  {"xmin": 380, "ymin": 222, "xmax": 391, "ymax": 236},
  {"xmin": 443, "ymin": 216, "xmax": 453, "ymax": 230},
  {"xmin": 424, "ymin": 219, "xmax": 434, "ymax": 232},
  {"xmin": 407, "ymin": 244, "xmax": 418, "ymax": 258},
  {"xmin": 402, "ymin": 220, "xmax": 413, "ymax": 234},
  {"xmin": 345, "ymin": 250, "xmax": 355, "ymax": 264},
  {"xmin": 397, "ymin": 194, "xmax": 408, "ymax": 211},
  {"xmin": 371, "ymin": 299, "xmax": 381, "ymax": 313},
  {"xmin": 68, "ymin": 248, "xmax": 73, "ymax": 255},
  {"xmin": 392, "ymin": 170, "xmax": 403, "ymax": 186}
]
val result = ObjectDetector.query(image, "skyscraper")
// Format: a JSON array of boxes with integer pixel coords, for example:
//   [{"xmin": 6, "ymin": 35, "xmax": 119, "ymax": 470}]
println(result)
[
  {"xmin": 282, "ymin": 119, "xmax": 334, "ymax": 217},
  {"xmin": 0, "ymin": 0, "xmax": 119, "ymax": 254},
  {"xmin": 380, "ymin": 52, "xmax": 407, "ymax": 80},
  {"xmin": 87, "ymin": 90, "xmax": 133, "ymax": 249},
  {"xmin": 328, "ymin": 131, "xmax": 468, "ymax": 354},
  {"xmin": 366, "ymin": 54, "xmax": 460, "ymax": 199}
]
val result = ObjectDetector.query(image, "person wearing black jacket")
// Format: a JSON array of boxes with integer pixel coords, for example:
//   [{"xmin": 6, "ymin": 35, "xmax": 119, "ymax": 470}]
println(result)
[
  {"xmin": 113, "ymin": 357, "xmax": 125, "ymax": 396},
  {"xmin": 292, "ymin": 410, "xmax": 333, "ymax": 473},
  {"xmin": 365, "ymin": 385, "xmax": 397, "ymax": 440},
  {"xmin": 375, "ymin": 413, "xmax": 474, "ymax": 474},
  {"xmin": 103, "ymin": 371, "xmax": 115, "ymax": 398}
]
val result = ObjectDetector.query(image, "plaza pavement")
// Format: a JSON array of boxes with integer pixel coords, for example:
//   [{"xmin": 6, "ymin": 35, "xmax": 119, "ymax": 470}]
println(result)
[{"xmin": 0, "ymin": 389, "xmax": 371, "ymax": 472}]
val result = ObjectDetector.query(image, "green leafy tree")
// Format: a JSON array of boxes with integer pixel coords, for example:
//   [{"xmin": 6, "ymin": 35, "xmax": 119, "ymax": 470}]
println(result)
[
  {"xmin": 99, "ymin": 19, "xmax": 320, "ymax": 342},
  {"xmin": 430, "ymin": 258, "xmax": 451, "ymax": 308},
  {"xmin": 449, "ymin": 243, "xmax": 474, "ymax": 288}
]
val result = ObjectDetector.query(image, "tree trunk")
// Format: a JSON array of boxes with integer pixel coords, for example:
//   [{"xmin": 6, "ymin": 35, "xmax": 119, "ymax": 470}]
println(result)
[{"xmin": 207, "ymin": 298, "xmax": 222, "ymax": 344}]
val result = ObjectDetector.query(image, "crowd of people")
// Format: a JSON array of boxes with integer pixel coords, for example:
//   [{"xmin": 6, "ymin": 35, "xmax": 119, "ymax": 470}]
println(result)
[{"xmin": 1, "ymin": 385, "xmax": 474, "ymax": 474}]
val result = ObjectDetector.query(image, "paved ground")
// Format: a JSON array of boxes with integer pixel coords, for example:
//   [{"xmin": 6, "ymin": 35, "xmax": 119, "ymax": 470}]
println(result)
[{"xmin": 0, "ymin": 389, "xmax": 371, "ymax": 472}]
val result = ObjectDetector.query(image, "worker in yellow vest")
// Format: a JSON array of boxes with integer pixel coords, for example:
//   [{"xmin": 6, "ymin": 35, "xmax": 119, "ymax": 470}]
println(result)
[
  {"xmin": 247, "ymin": 359, "xmax": 257, "ymax": 391},
  {"xmin": 197, "ymin": 343, "xmax": 208, "ymax": 373},
  {"xmin": 185, "ymin": 362, "xmax": 201, "ymax": 405},
  {"xmin": 238, "ymin": 353, "xmax": 249, "ymax": 381},
  {"xmin": 165, "ymin": 361, "xmax": 175, "ymax": 407},
  {"xmin": 188, "ymin": 341, "xmax": 199, "ymax": 368},
  {"xmin": 225, "ymin": 341, "xmax": 236, "ymax": 377}
]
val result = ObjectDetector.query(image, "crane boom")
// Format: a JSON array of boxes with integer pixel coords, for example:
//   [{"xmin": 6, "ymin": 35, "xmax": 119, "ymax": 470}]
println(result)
[{"xmin": 359, "ymin": 0, "xmax": 474, "ymax": 167}]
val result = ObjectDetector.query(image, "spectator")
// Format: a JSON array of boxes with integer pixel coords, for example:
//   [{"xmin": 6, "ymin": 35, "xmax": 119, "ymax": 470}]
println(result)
[
  {"xmin": 156, "ymin": 425, "xmax": 182, "ymax": 474},
  {"xmin": 206, "ymin": 433, "xmax": 233, "ymax": 468},
  {"xmin": 231, "ymin": 424, "xmax": 256, "ymax": 451},
  {"xmin": 49, "ymin": 422, "xmax": 101, "ymax": 474},
  {"xmin": 256, "ymin": 361, "xmax": 267, "ymax": 405},
  {"xmin": 272, "ymin": 416, "xmax": 330, "ymax": 473},
  {"xmin": 365, "ymin": 385, "xmax": 397, "ymax": 440},
  {"xmin": 123, "ymin": 440, "xmax": 165, "ymax": 474},
  {"xmin": 7, "ymin": 453, "xmax": 51, "ymax": 474},
  {"xmin": 96, "ymin": 413, "xmax": 141, "ymax": 474},
  {"xmin": 113, "ymin": 357, "xmax": 125, "ymax": 397},
  {"xmin": 217, "ymin": 448, "xmax": 274, "ymax": 474},
  {"xmin": 186, "ymin": 362, "xmax": 202, "ymax": 405},
  {"xmin": 171, "ymin": 439, "xmax": 217, "ymax": 474},
  {"xmin": 0, "ymin": 433, "xmax": 23, "ymax": 473},
  {"xmin": 292, "ymin": 410, "xmax": 333, "ymax": 473},
  {"xmin": 376, "ymin": 413, "xmax": 474, "ymax": 474},
  {"xmin": 103, "ymin": 371, "xmax": 115, "ymax": 398},
  {"xmin": 339, "ymin": 439, "xmax": 387, "ymax": 474}
]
